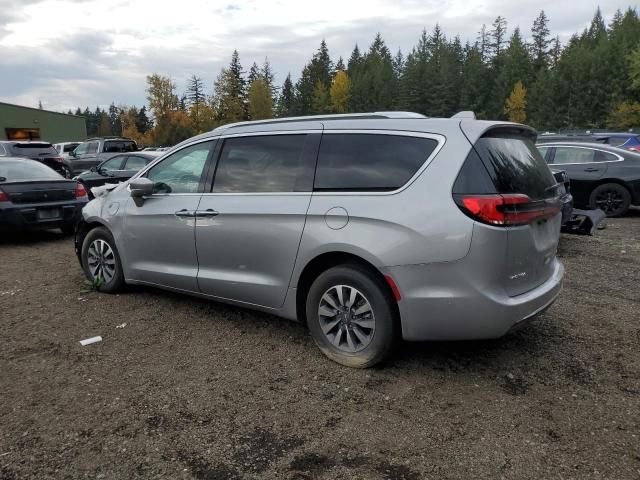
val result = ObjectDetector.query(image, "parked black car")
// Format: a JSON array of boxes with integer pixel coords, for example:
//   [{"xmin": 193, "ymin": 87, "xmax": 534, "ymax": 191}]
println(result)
[
  {"xmin": 537, "ymin": 142, "xmax": 640, "ymax": 217},
  {"xmin": 74, "ymin": 152, "xmax": 160, "ymax": 197},
  {"xmin": 0, "ymin": 157, "xmax": 89, "ymax": 233},
  {"xmin": 0, "ymin": 141, "xmax": 66, "ymax": 176},
  {"xmin": 538, "ymin": 132, "xmax": 640, "ymax": 152}
]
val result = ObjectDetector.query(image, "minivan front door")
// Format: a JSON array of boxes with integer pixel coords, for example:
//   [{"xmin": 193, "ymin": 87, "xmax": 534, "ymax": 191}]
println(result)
[
  {"xmin": 195, "ymin": 133, "xmax": 320, "ymax": 308},
  {"xmin": 122, "ymin": 141, "xmax": 215, "ymax": 292}
]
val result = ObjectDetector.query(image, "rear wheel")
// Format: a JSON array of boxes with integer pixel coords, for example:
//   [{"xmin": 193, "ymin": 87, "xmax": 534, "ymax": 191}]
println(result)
[
  {"xmin": 81, "ymin": 227, "xmax": 124, "ymax": 293},
  {"xmin": 589, "ymin": 183, "xmax": 631, "ymax": 217},
  {"xmin": 305, "ymin": 264, "xmax": 398, "ymax": 368}
]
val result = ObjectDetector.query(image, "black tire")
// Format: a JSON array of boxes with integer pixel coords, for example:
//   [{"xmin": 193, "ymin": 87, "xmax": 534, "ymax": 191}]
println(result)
[
  {"xmin": 60, "ymin": 223, "xmax": 75, "ymax": 236},
  {"xmin": 589, "ymin": 183, "xmax": 631, "ymax": 217},
  {"xmin": 81, "ymin": 227, "xmax": 124, "ymax": 293},
  {"xmin": 305, "ymin": 264, "xmax": 398, "ymax": 368}
]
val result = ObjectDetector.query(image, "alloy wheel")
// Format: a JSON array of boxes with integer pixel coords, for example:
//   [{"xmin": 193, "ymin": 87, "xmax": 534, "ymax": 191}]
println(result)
[
  {"xmin": 318, "ymin": 285, "xmax": 375, "ymax": 353},
  {"xmin": 594, "ymin": 188, "xmax": 625, "ymax": 215},
  {"xmin": 87, "ymin": 239, "xmax": 116, "ymax": 283}
]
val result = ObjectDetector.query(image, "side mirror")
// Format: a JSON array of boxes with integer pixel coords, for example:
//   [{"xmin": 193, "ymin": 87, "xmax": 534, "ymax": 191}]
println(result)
[
  {"xmin": 70, "ymin": 150, "xmax": 77, "ymax": 157},
  {"xmin": 90, "ymin": 166, "xmax": 97, "ymax": 172},
  {"xmin": 129, "ymin": 177, "xmax": 154, "ymax": 198}
]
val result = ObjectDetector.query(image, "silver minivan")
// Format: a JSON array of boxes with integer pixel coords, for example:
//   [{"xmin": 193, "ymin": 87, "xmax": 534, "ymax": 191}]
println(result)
[{"xmin": 75, "ymin": 112, "xmax": 564, "ymax": 367}]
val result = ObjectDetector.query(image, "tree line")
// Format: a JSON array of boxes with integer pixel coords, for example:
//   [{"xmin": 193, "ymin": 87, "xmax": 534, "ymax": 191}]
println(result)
[{"xmin": 68, "ymin": 6, "xmax": 640, "ymax": 147}]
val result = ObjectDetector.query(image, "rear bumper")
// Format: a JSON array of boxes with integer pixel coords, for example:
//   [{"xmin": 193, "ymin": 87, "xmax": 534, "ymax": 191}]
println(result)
[
  {"xmin": 388, "ymin": 258, "xmax": 564, "ymax": 341},
  {"xmin": 0, "ymin": 200, "xmax": 86, "ymax": 231}
]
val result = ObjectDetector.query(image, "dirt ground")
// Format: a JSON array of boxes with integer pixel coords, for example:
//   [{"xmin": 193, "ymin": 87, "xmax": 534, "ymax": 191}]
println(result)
[{"xmin": 1, "ymin": 213, "xmax": 639, "ymax": 480}]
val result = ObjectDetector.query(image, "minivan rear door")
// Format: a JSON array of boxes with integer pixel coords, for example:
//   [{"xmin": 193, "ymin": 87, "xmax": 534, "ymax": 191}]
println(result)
[
  {"xmin": 463, "ymin": 127, "xmax": 562, "ymax": 296},
  {"xmin": 195, "ymin": 132, "xmax": 321, "ymax": 308}
]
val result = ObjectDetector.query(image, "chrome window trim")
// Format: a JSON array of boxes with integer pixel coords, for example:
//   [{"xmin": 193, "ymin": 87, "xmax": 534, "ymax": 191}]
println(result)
[
  {"xmin": 134, "ymin": 130, "xmax": 445, "ymax": 197},
  {"xmin": 543, "ymin": 144, "xmax": 625, "ymax": 166}
]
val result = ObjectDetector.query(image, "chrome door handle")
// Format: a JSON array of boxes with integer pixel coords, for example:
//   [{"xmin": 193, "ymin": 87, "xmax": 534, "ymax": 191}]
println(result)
[
  {"xmin": 195, "ymin": 209, "xmax": 219, "ymax": 217},
  {"xmin": 584, "ymin": 168, "xmax": 599, "ymax": 172},
  {"xmin": 175, "ymin": 209, "xmax": 196, "ymax": 217}
]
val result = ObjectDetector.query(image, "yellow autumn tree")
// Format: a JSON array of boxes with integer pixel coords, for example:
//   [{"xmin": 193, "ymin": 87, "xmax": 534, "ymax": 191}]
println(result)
[
  {"xmin": 330, "ymin": 70, "xmax": 351, "ymax": 113},
  {"xmin": 248, "ymin": 78, "xmax": 273, "ymax": 120},
  {"xmin": 504, "ymin": 81, "xmax": 527, "ymax": 123}
]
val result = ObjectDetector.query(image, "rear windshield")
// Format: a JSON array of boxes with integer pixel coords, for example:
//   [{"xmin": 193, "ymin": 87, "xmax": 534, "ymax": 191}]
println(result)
[
  {"xmin": 10, "ymin": 143, "xmax": 58, "ymax": 156},
  {"xmin": 0, "ymin": 160, "xmax": 62, "ymax": 182},
  {"xmin": 104, "ymin": 140, "xmax": 137, "ymax": 153},
  {"xmin": 473, "ymin": 132, "xmax": 556, "ymax": 200}
]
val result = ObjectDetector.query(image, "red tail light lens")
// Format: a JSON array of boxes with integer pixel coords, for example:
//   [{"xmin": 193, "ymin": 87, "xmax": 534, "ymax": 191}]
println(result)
[
  {"xmin": 53, "ymin": 156, "xmax": 65, "ymax": 163},
  {"xmin": 75, "ymin": 183, "xmax": 88, "ymax": 199},
  {"xmin": 0, "ymin": 190, "xmax": 8, "ymax": 202},
  {"xmin": 454, "ymin": 194, "xmax": 560, "ymax": 226}
]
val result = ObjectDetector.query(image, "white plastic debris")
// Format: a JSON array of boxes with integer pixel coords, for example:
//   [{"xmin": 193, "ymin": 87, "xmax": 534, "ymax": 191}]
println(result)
[
  {"xmin": 115, "ymin": 323, "xmax": 127, "ymax": 329},
  {"xmin": 80, "ymin": 336, "xmax": 102, "ymax": 346}
]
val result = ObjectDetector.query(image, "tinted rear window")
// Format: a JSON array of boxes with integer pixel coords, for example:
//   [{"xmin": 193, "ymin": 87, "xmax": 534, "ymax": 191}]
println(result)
[
  {"xmin": 473, "ymin": 132, "xmax": 556, "ymax": 200},
  {"xmin": 0, "ymin": 160, "xmax": 61, "ymax": 182},
  {"xmin": 104, "ymin": 140, "xmax": 137, "ymax": 153},
  {"xmin": 315, "ymin": 134, "xmax": 438, "ymax": 191},
  {"xmin": 10, "ymin": 143, "xmax": 57, "ymax": 156}
]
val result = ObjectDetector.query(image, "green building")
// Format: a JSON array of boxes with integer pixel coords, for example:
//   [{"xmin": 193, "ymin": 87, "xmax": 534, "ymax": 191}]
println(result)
[{"xmin": 0, "ymin": 102, "xmax": 87, "ymax": 143}]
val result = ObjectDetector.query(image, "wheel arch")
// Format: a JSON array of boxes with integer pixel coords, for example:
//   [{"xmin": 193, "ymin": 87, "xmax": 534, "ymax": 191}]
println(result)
[{"xmin": 295, "ymin": 251, "xmax": 401, "ymax": 333}]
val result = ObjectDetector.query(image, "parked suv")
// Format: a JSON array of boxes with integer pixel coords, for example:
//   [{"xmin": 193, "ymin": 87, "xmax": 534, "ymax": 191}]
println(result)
[
  {"xmin": 75, "ymin": 113, "xmax": 564, "ymax": 367},
  {"xmin": 68, "ymin": 137, "xmax": 138, "ymax": 177},
  {"xmin": 0, "ymin": 141, "xmax": 66, "ymax": 175}
]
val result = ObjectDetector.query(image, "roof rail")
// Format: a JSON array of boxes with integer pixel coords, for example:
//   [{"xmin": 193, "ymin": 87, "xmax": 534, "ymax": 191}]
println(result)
[
  {"xmin": 214, "ymin": 112, "xmax": 427, "ymax": 131},
  {"xmin": 451, "ymin": 111, "xmax": 476, "ymax": 119}
]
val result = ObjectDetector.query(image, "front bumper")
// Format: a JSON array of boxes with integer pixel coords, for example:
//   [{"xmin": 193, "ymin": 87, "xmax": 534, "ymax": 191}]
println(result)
[
  {"xmin": 0, "ymin": 200, "xmax": 86, "ymax": 231},
  {"xmin": 388, "ymin": 258, "xmax": 564, "ymax": 341}
]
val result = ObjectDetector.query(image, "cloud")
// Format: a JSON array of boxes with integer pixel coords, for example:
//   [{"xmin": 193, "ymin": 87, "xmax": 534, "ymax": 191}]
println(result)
[{"xmin": 0, "ymin": 0, "xmax": 630, "ymax": 111}]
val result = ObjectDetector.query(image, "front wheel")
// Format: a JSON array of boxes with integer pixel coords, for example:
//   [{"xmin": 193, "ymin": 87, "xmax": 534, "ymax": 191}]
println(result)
[
  {"xmin": 589, "ymin": 183, "xmax": 631, "ymax": 217},
  {"xmin": 305, "ymin": 264, "xmax": 398, "ymax": 368},
  {"xmin": 81, "ymin": 227, "xmax": 124, "ymax": 293}
]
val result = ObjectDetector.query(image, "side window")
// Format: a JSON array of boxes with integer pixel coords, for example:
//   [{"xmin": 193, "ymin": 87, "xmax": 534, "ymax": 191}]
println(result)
[
  {"xmin": 87, "ymin": 142, "xmax": 99, "ymax": 154},
  {"xmin": 537, "ymin": 146, "xmax": 550, "ymax": 163},
  {"xmin": 315, "ymin": 134, "xmax": 438, "ymax": 191},
  {"xmin": 146, "ymin": 142, "xmax": 212, "ymax": 194},
  {"xmin": 213, "ymin": 135, "xmax": 312, "ymax": 193},
  {"xmin": 551, "ymin": 147, "xmax": 596, "ymax": 165},
  {"xmin": 74, "ymin": 143, "xmax": 89, "ymax": 155},
  {"xmin": 606, "ymin": 137, "xmax": 626, "ymax": 147},
  {"xmin": 124, "ymin": 156, "xmax": 148, "ymax": 171},
  {"xmin": 595, "ymin": 150, "xmax": 620, "ymax": 162},
  {"xmin": 100, "ymin": 156, "xmax": 125, "ymax": 171}
]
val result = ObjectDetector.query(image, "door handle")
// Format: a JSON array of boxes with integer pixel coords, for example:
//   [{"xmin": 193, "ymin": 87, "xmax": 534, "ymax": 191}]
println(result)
[
  {"xmin": 584, "ymin": 168, "xmax": 599, "ymax": 172},
  {"xmin": 175, "ymin": 209, "xmax": 196, "ymax": 217},
  {"xmin": 195, "ymin": 209, "xmax": 219, "ymax": 217}
]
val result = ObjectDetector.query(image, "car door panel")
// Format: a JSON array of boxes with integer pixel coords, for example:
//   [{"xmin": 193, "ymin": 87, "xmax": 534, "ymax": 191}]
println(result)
[
  {"xmin": 195, "ymin": 132, "xmax": 321, "ymax": 308},
  {"xmin": 120, "ymin": 140, "xmax": 216, "ymax": 291}
]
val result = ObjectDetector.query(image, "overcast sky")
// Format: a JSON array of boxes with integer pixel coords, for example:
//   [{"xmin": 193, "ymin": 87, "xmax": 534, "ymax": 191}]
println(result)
[{"xmin": 0, "ymin": 0, "xmax": 632, "ymax": 112}]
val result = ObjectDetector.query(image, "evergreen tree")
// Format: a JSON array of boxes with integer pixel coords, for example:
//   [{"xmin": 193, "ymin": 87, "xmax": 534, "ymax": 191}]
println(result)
[
  {"xmin": 261, "ymin": 57, "xmax": 277, "ymax": 103},
  {"xmin": 213, "ymin": 50, "xmax": 247, "ymax": 123},
  {"xmin": 531, "ymin": 10, "xmax": 551, "ymax": 71},
  {"xmin": 490, "ymin": 16, "xmax": 508, "ymax": 57},
  {"xmin": 311, "ymin": 80, "xmax": 331, "ymax": 114},
  {"xmin": 136, "ymin": 106, "xmax": 153, "ymax": 134},
  {"xmin": 276, "ymin": 73, "xmax": 295, "ymax": 117},
  {"xmin": 186, "ymin": 75, "xmax": 206, "ymax": 129}
]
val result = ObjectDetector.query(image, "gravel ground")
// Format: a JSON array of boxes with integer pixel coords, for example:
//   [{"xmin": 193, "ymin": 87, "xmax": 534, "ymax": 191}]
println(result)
[{"xmin": 1, "ymin": 213, "xmax": 639, "ymax": 480}]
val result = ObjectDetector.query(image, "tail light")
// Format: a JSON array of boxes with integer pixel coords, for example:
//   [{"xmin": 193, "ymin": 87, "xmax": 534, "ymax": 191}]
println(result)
[
  {"xmin": 53, "ymin": 156, "xmax": 65, "ymax": 163},
  {"xmin": 454, "ymin": 194, "xmax": 561, "ymax": 227},
  {"xmin": 0, "ymin": 189, "xmax": 8, "ymax": 202},
  {"xmin": 75, "ymin": 183, "xmax": 88, "ymax": 199}
]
